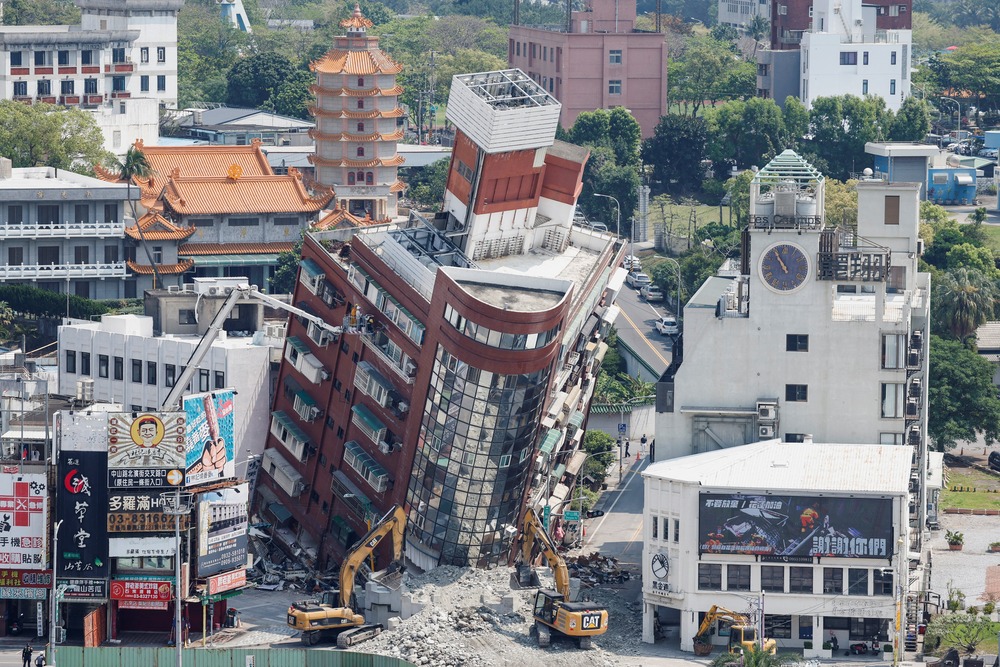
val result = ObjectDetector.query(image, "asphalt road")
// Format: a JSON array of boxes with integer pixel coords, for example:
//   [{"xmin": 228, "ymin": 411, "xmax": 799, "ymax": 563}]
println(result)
[{"xmin": 614, "ymin": 282, "xmax": 675, "ymax": 378}]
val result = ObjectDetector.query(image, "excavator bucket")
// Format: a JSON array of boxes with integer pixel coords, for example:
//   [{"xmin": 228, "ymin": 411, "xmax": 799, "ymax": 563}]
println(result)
[{"xmin": 369, "ymin": 560, "xmax": 405, "ymax": 590}]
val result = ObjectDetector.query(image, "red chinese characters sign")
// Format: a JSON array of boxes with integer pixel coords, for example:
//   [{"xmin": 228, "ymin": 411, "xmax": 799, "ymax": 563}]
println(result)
[
  {"xmin": 110, "ymin": 580, "xmax": 172, "ymax": 602},
  {"xmin": 207, "ymin": 569, "xmax": 245, "ymax": 595},
  {"xmin": 0, "ymin": 570, "xmax": 52, "ymax": 587}
]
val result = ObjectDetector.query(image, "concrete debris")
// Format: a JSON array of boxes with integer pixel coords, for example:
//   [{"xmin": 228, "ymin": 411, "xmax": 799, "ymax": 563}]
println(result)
[{"xmin": 566, "ymin": 552, "xmax": 632, "ymax": 586}]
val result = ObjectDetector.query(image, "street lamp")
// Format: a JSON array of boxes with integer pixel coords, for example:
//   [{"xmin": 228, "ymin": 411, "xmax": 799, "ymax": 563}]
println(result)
[
  {"xmin": 661, "ymin": 256, "xmax": 682, "ymax": 319},
  {"xmin": 594, "ymin": 193, "xmax": 625, "ymax": 257},
  {"xmin": 617, "ymin": 394, "xmax": 656, "ymax": 480},
  {"xmin": 162, "ymin": 489, "xmax": 194, "ymax": 667},
  {"xmin": 940, "ymin": 97, "xmax": 960, "ymax": 138}
]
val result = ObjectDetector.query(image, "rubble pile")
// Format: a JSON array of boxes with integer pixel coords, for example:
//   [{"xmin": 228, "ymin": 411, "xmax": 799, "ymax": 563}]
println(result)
[
  {"xmin": 362, "ymin": 563, "xmax": 642, "ymax": 667},
  {"xmin": 566, "ymin": 552, "xmax": 632, "ymax": 587}
]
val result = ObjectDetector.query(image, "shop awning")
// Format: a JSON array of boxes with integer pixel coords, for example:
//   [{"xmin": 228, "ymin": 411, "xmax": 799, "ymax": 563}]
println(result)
[
  {"xmin": 301, "ymin": 258, "xmax": 323, "ymax": 278},
  {"xmin": 185, "ymin": 254, "xmax": 280, "ymax": 267},
  {"xmin": 357, "ymin": 361, "xmax": 393, "ymax": 392},
  {"xmin": 539, "ymin": 428, "xmax": 562, "ymax": 455},
  {"xmin": 266, "ymin": 501, "xmax": 292, "ymax": 524},
  {"xmin": 566, "ymin": 450, "xmax": 588, "ymax": 476},
  {"xmin": 351, "ymin": 403, "xmax": 385, "ymax": 433},
  {"xmin": 293, "ymin": 388, "xmax": 316, "ymax": 407},
  {"xmin": 568, "ymin": 410, "xmax": 586, "ymax": 429},
  {"xmin": 287, "ymin": 336, "xmax": 311, "ymax": 355},
  {"xmin": 547, "ymin": 482, "xmax": 570, "ymax": 506},
  {"xmin": 552, "ymin": 463, "xmax": 566, "ymax": 480}
]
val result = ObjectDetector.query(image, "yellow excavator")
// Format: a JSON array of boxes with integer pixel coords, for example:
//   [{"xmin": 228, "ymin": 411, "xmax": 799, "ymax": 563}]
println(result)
[
  {"xmin": 286, "ymin": 504, "xmax": 406, "ymax": 647},
  {"xmin": 693, "ymin": 605, "xmax": 776, "ymax": 655},
  {"xmin": 518, "ymin": 507, "xmax": 609, "ymax": 649}
]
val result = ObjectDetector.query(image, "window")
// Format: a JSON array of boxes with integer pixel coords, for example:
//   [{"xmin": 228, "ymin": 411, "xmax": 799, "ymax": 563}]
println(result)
[
  {"xmin": 147, "ymin": 361, "xmax": 157, "ymax": 385},
  {"xmin": 37, "ymin": 80, "xmax": 51, "ymax": 96},
  {"xmin": 114, "ymin": 356, "xmax": 124, "ymax": 380},
  {"xmin": 105, "ymin": 245, "xmax": 119, "ymax": 264},
  {"xmin": 98, "ymin": 355, "xmax": 109, "ymax": 378},
  {"xmin": 652, "ymin": 516, "xmax": 658, "ymax": 539},
  {"xmin": 881, "ymin": 383, "xmax": 904, "ymax": 418},
  {"xmin": 356, "ymin": 146, "xmax": 365, "ymax": 157},
  {"xmin": 60, "ymin": 80, "xmax": 74, "ymax": 96},
  {"xmin": 727, "ymin": 565, "xmax": 750, "ymax": 591},
  {"xmin": 609, "ymin": 49, "xmax": 622, "ymax": 64},
  {"xmin": 847, "ymin": 568, "xmax": 869, "ymax": 595},
  {"xmin": 157, "ymin": 47, "xmax": 166, "ymax": 63},
  {"xmin": 862, "ymin": 80, "xmax": 869, "ymax": 95},
  {"xmin": 357, "ymin": 99, "xmax": 364, "ymax": 109},
  {"xmin": 199, "ymin": 369, "xmax": 210, "ymax": 392},
  {"xmin": 152, "ymin": 246, "xmax": 163, "ymax": 264},
  {"xmin": 785, "ymin": 433, "xmax": 807, "ymax": 443},
  {"xmin": 840, "ymin": 52, "xmax": 858, "ymax": 65},
  {"xmin": 457, "ymin": 161, "xmax": 475, "ymax": 182},
  {"xmin": 850, "ymin": 618, "xmax": 889, "ymax": 641},
  {"xmin": 761, "ymin": 566, "xmax": 784, "ymax": 592},
  {"xmin": 214, "ymin": 371, "xmax": 225, "ymax": 389},
  {"xmin": 347, "ymin": 173, "xmax": 355, "ymax": 185},
  {"xmin": 81, "ymin": 50, "xmax": 93, "ymax": 65},
  {"xmin": 823, "ymin": 568, "xmax": 843, "ymax": 594},
  {"xmin": 189, "ymin": 218, "xmax": 213, "ymax": 227},
  {"xmin": 673, "ymin": 519, "xmax": 679, "ymax": 543},
  {"xmin": 7, "ymin": 248, "xmax": 23, "ymax": 266},
  {"xmin": 140, "ymin": 76, "xmax": 149, "ymax": 92},
  {"xmin": 357, "ymin": 122, "xmax": 365, "ymax": 132},
  {"xmin": 890, "ymin": 79, "xmax": 896, "ymax": 95},
  {"xmin": 157, "ymin": 75, "xmax": 166, "ymax": 91},
  {"xmin": 789, "ymin": 567, "xmax": 813, "ymax": 593},
  {"xmin": 357, "ymin": 77, "xmax": 365, "ymax": 86},
  {"xmin": 873, "ymin": 569, "xmax": 893, "ymax": 595},
  {"xmin": 890, "ymin": 4, "xmax": 899, "ymax": 15},
  {"xmin": 765, "ymin": 615, "xmax": 792, "ymax": 639},
  {"xmin": 85, "ymin": 78, "xmax": 97, "ymax": 94},
  {"xmin": 608, "ymin": 80, "xmax": 622, "ymax": 95},
  {"xmin": 882, "ymin": 333, "xmax": 906, "ymax": 369},
  {"xmin": 65, "ymin": 350, "xmax": 77, "ymax": 374},
  {"xmin": 112, "ymin": 47, "xmax": 126, "ymax": 63},
  {"xmin": 11, "ymin": 52, "xmax": 22, "ymax": 67},
  {"xmin": 38, "ymin": 246, "xmax": 60, "ymax": 265},
  {"xmin": 785, "ymin": 384, "xmax": 808, "ymax": 402},
  {"xmin": 131, "ymin": 359, "xmax": 142, "ymax": 383},
  {"xmin": 799, "ymin": 615, "xmax": 813, "ymax": 640},
  {"xmin": 228, "ymin": 217, "xmax": 260, "ymax": 226},
  {"xmin": 165, "ymin": 364, "xmax": 176, "ymax": 387},
  {"xmin": 74, "ymin": 246, "xmax": 89, "ymax": 264},
  {"xmin": 112, "ymin": 76, "xmax": 126, "ymax": 92},
  {"xmin": 178, "ymin": 309, "xmax": 196, "ymax": 325},
  {"xmin": 698, "ymin": 564, "xmax": 722, "ymax": 590},
  {"xmin": 140, "ymin": 47, "xmax": 149, "ymax": 63},
  {"xmin": 863, "ymin": 51, "xmax": 869, "ymax": 65},
  {"xmin": 13, "ymin": 82, "xmax": 27, "ymax": 97},
  {"xmin": 786, "ymin": 334, "xmax": 808, "ymax": 351},
  {"xmin": 891, "ymin": 51, "xmax": 897, "ymax": 65},
  {"xmin": 34, "ymin": 51, "xmax": 46, "ymax": 66},
  {"xmin": 274, "ymin": 216, "xmax": 298, "ymax": 227}
]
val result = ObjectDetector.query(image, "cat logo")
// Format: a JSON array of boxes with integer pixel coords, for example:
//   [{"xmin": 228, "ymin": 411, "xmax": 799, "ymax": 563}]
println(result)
[{"xmin": 581, "ymin": 613, "xmax": 603, "ymax": 630}]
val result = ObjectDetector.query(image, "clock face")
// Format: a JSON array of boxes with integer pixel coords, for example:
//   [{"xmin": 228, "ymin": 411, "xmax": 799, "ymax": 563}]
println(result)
[
  {"xmin": 651, "ymin": 553, "xmax": 670, "ymax": 580},
  {"xmin": 760, "ymin": 243, "xmax": 810, "ymax": 292}
]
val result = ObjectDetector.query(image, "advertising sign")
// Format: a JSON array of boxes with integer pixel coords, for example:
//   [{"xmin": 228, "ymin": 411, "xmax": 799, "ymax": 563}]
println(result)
[
  {"xmin": 207, "ymin": 568, "xmax": 246, "ymax": 595},
  {"xmin": 698, "ymin": 493, "xmax": 894, "ymax": 558},
  {"xmin": 110, "ymin": 580, "xmax": 172, "ymax": 602},
  {"xmin": 107, "ymin": 490, "xmax": 191, "ymax": 533},
  {"xmin": 120, "ymin": 600, "xmax": 169, "ymax": 610},
  {"xmin": 0, "ymin": 570, "xmax": 51, "ymax": 587},
  {"xmin": 0, "ymin": 473, "xmax": 47, "ymax": 568},
  {"xmin": 57, "ymin": 578, "xmax": 108, "ymax": 600},
  {"xmin": 57, "ymin": 452, "xmax": 108, "ymax": 576},
  {"xmin": 0, "ymin": 587, "xmax": 47, "ymax": 599},
  {"xmin": 184, "ymin": 391, "xmax": 236, "ymax": 487},
  {"xmin": 196, "ymin": 484, "xmax": 248, "ymax": 577},
  {"xmin": 109, "ymin": 537, "xmax": 175, "ymax": 558},
  {"xmin": 107, "ymin": 413, "xmax": 187, "ymax": 489}
]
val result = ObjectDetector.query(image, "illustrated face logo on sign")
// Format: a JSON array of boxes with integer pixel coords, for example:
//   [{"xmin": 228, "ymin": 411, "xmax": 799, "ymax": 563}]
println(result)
[{"xmin": 134, "ymin": 417, "xmax": 163, "ymax": 448}]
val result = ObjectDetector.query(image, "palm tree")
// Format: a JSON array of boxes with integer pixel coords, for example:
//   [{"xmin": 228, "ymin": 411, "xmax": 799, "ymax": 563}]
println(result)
[
  {"xmin": 109, "ymin": 146, "xmax": 161, "ymax": 289},
  {"xmin": 933, "ymin": 267, "xmax": 997, "ymax": 342},
  {"xmin": 745, "ymin": 15, "xmax": 769, "ymax": 59},
  {"xmin": 711, "ymin": 645, "xmax": 798, "ymax": 667}
]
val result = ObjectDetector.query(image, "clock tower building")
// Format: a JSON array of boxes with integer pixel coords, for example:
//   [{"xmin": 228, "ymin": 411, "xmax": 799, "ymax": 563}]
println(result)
[{"xmin": 654, "ymin": 149, "xmax": 930, "ymax": 543}]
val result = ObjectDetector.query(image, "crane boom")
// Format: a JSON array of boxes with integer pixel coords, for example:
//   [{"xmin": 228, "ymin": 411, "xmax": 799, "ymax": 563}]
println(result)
[
  {"xmin": 160, "ymin": 283, "xmax": 343, "ymax": 411},
  {"xmin": 521, "ymin": 507, "xmax": 571, "ymax": 598}
]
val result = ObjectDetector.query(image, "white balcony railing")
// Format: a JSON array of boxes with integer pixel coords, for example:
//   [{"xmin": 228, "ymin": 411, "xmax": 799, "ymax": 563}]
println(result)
[
  {"xmin": 4, "ymin": 221, "xmax": 126, "ymax": 238},
  {"xmin": 0, "ymin": 262, "xmax": 127, "ymax": 280}
]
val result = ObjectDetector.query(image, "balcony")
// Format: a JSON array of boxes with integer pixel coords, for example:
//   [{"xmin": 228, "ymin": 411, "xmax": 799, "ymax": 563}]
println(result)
[
  {"xmin": 284, "ymin": 336, "xmax": 329, "ymax": 385},
  {"xmin": 350, "ymin": 403, "xmax": 387, "ymax": 445},
  {"xmin": 3, "ymin": 221, "xmax": 125, "ymax": 239},
  {"xmin": 359, "ymin": 329, "xmax": 415, "ymax": 384},
  {"xmin": 262, "ymin": 447, "xmax": 306, "ymax": 498},
  {"xmin": 84, "ymin": 94, "xmax": 104, "ymax": 106},
  {"xmin": 34, "ymin": 67, "xmax": 53, "ymax": 75},
  {"xmin": 0, "ymin": 262, "xmax": 126, "ymax": 280},
  {"xmin": 58, "ymin": 67, "xmax": 77, "ymax": 75},
  {"xmin": 105, "ymin": 63, "xmax": 134, "ymax": 73},
  {"xmin": 81, "ymin": 65, "xmax": 100, "ymax": 74},
  {"xmin": 270, "ymin": 411, "xmax": 312, "ymax": 463},
  {"xmin": 111, "ymin": 91, "xmax": 131, "ymax": 99},
  {"xmin": 59, "ymin": 95, "xmax": 81, "ymax": 105},
  {"xmin": 10, "ymin": 67, "xmax": 29, "ymax": 76},
  {"xmin": 13, "ymin": 96, "xmax": 32, "ymax": 105},
  {"xmin": 38, "ymin": 96, "xmax": 57, "ymax": 104}
]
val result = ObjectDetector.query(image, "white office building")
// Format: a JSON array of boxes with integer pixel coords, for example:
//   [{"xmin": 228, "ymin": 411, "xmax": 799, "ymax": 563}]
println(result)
[
  {"xmin": 640, "ymin": 440, "xmax": 913, "ymax": 654},
  {"xmin": 654, "ymin": 150, "xmax": 932, "ymax": 539},
  {"xmin": 718, "ymin": 0, "xmax": 770, "ymax": 29},
  {"xmin": 800, "ymin": 0, "xmax": 911, "ymax": 110}
]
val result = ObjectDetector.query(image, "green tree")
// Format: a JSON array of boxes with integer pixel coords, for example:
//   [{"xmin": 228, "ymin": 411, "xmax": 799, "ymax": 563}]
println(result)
[
  {"xmin": 608, "ymin": 107, "xmax": 642, "ymax": 167},
  {"xmin": 0, "ymin": 302, "xmax": 14, "ymax": 340},
  {"xmin": 583, "ymin": 431, "xmax": 617, "ymax": 468},
  {"xmin": 781, "ymin": 96, "xmax": 809, "ymax": 147},
  {"xmin": 944, "ymin": 243, "xmax": 997, "ymax": 277},
  {"xmin": 707, "ymin": 98, "xmax": 784, "ymax": 169},
  {"xmin": 0, "ymin": 102, "xmax": 110, "ymax": 170},
  {"xmin": 669, "ymin": 36, "xmax": 735, "ymax": 115},
  {"xmin": 711, "ymin": 645, "xmax": 798, "ymax": 667},
  {"xmin": 824, "ymin": 179, "xmax": 859, "ymax": 229},
  {"xmin": 889, "ymin": 96, "xmax": 932, "ymax": 142},
  {"xmin": 643, "ymin": 114, "xmax": 709, "ymax": 194},
  {"xmin": 271, "ymin": 238, "xmax": 305, "ymax": 294},
  {"xmin": 2, "ymin": 0, "xmax": 79, "ymax": 24},
  {"xmin": 580, "ymin": 146, "xmax": 639, "ymax": 235},
  {"xmin": 404, "ymin": 157, "xmax": 449, "ymax": 207},
  {"xmin": 932, "ymin": 268, "xmax": 996, "ymax": 341},
  {"xmin": 725, "ymin": 170, "xmax": 754, "ymax": 228},
  {"xmin": 226, "ymin": 52, "xmax": 296, "ymax": 108},
  {"xmin": 177, "ymin": 1, "xmax": 250, "ymax": 106},
  {"xmin": 806, "ymin": 95, "xmax": 892, "ymax": 180},
  {"xmin": 262, "ymin": 69, "xmax": 315, "ymax": 120},
  {"xmin": 924, "ymin": 611, "xmax": 1000, "ymax": 654},
  {"xmin": 570, "ymin": 110, "xmax": 612, "ymax": 148},
  {"xmin": 938, "ymin": 42, "xmax": 1000, "ymax": 111},
  {"xmin": 923, "ymin": 217, "xmax": 968, "ymax": 270}
]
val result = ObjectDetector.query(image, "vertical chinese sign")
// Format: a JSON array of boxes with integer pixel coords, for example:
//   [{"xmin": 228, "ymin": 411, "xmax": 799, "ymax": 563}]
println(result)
[{"xmin": 57, "ymin": 452, "xmax": 109, "ymax": 579}]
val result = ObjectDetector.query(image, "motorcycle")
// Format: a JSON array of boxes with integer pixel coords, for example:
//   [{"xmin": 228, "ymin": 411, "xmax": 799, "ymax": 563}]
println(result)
[{"xmin": 7, "ymin": 614, "xmax": 23, "ymax": 635}]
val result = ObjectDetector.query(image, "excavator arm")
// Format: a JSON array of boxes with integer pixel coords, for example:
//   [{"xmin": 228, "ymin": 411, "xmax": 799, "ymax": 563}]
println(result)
[
  {"xmin": 695, "ymin": 605, "xmax": 753, "ymax": 639},
  {"xmin": 339, "ymin": 505, "xmax": 407, "ymax": 608},
  {"xmin": 521, "ymin": 507, "xmax": 571, "ymax": 598}
]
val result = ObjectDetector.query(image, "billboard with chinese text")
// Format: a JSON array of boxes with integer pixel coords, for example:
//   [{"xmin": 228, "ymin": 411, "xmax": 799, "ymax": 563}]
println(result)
[
  {"xmin": 0, "ymin": 473, "xmax": 47, "ymax": 569},
  {"xmin": 698, "ymin": 493, "xmax": 894, "ymax": 558},
  {"xmin": 107, "ymin": 490, "xmax": 191, "ymax": 533},
  {"xmin": 196, "ymin": 484, "xmax": 248, "ymax": 577},
  {"xmin": 107, "ymin": 412, "xmax": 186, "ymax": 489},
  {"xmin": 184, "ymin": 391, "xmax": 236, "ymax": 487},
  {"xmin": 57, "ymin": 452, "xmax": 108, "ymax": 577}
]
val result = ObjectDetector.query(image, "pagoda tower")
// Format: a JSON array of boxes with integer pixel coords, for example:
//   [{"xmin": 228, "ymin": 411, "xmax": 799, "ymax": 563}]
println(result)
[{"xmin": 309, "ymin": 5, "xmax": 406, "ymax": 221}]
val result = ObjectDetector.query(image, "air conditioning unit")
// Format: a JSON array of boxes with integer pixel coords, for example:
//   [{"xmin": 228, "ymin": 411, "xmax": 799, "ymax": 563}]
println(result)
[
  {"xmin": 397, "ymin": 401, "xmax": 409, "ymax": 414},
  {"xmin": 916, "ymin": 239, "xmax": 925, "ymax": 256},
  {"xmin": 907, "ymin": 351, "xmax": 920, "ymax": 367},
  {"xmin": 833, "ymin": 5, "xmax": 840, "ymax": 12},
  {"xmin": 208, "ymin": 286, "xmax": 219, "ymax": 295},
  {"xmin": 757, "ymin": 402, "xmax": 778, "ymax": 422},
  {"xmin": 223, "ymin": 286, "xmax": 235, "ymax": 295},
  {"xmin": 905, "ymin": 399, "xmax": 919, "ymax": 417},
  {"xmin": 404, "ymin": 362, "xmax": 417, "ymax": 376},
  {"xmin": 908, "ymin": 427, "xmax": 920, "ymax": 447},
  {"xmin": 911, "ymin": 330, "xmax": 923, "ymax": 349},
  {"xmin": 320, "ymin": 369, "xmax": 330, "ymax": 381},
  {"xmin": 309, "ymin": 406, "xmax": 321, "ymax": 419},
  {"xmin": 759, "ymin": 425, "xmax": 775, "ymax": 439},
  {"xmin": 854, "ymin": 18, "xmax": 863, "ymax": 25},
  {"xmin": 378, "ymin": 441, "xmax": 392, "ymax": 455},
  {"xmin": 909, "ymin": 378, "xmax": 922, "ymax": 397}
]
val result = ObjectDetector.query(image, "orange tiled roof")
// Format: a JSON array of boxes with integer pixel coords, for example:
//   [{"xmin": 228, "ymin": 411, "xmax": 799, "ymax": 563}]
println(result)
[
  {"xmin": 311, "ymin": 84, "xmax": 403, "ymax": 97},
  {"xmin": 310, "ymin": 106, "xmax": 406, "ymax": 120},
  {"xmin": 125, "ymin": 212, "xmax": 197, "ymax": 241},
  {"xmin": 162, "ymin": 175, "xmax": 334, "ymax": 215},
  {"xmin": 133, "ymin": 139, "xmax": 275, "ymax": 178},
  {"xmin": 127, "ymin": 259, "xmax": 195, "ymax": 275},
  {"xmin": 389, "ymin": 180, "xmax": 407, "ymax": 193},
  {"xmin": 313, "ymin": 207, "xmax": 367, "ymax": 230},
  {"xmin": 309, "ymin": 154, "xmax": 405, "ymax": 168},
  {"xmin": 309, "ymin": 128, "xmax": 405, "ymax": 142},
  {"xmin": 311, "ymin": 50, "xmax": 403, "ymax": 76},
  {"xmin": 340, "ymin": 5, "xmax": 374, "ymax": 30},
  {"xmin": 178, "ymin": 242, "xmax": 297, "ymax": 256}
]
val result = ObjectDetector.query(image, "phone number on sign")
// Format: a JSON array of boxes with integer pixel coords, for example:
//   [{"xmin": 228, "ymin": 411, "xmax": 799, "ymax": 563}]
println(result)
[{"xmin": 107, "ymin": 513, "xmax": 190, "ymax": 532}]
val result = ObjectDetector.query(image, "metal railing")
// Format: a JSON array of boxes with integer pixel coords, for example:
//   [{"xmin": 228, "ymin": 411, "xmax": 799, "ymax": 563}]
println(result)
[
  {"xmin": 2, "ymin": 221, "xmax": 125, "ymax": 238},
  {"xmin": 0, "ymin": 262, "xmax": 127, "ymax": 279}
]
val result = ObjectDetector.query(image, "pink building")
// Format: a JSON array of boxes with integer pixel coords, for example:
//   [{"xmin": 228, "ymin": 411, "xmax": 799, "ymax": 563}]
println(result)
[{"xmin": 507, "ymin": 0, "xmax": 668, "ymax": 138}]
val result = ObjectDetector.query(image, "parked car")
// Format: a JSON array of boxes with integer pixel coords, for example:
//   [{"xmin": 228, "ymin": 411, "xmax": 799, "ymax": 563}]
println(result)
[
  {"xmin": 990, "ymin": 451, "xmax": 1000, "ymax": 472},
  {"xmin": 622, "ymin": 255, "xmax": 642, "ymax": 271},
  {"xmin": 640, "ymin": 285, "xmax": 665, "ymax": 302},
  {"xmin": 655, "ymin": 316, "xmax": 679, "ymax": 335},
  {"xmin": 978, "ymin": 148, "xmax": 999, "ymax": 159},
  {"xmin": 625, "ymin": 272, "xmax": 651, "ymax": 289}
]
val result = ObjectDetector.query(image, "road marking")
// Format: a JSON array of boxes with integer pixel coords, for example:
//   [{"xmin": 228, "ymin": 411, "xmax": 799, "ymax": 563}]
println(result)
[
  {"xmin": 585, "ymin": 460, "xmax": 647, "ymax": 548},
  {"xmin": 618, "ymin": 307, "xmax": 671, "ymax": 367},
  {"xmin": 619, "ymin": 522, "xmax": 644, "ymax": 563}
]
